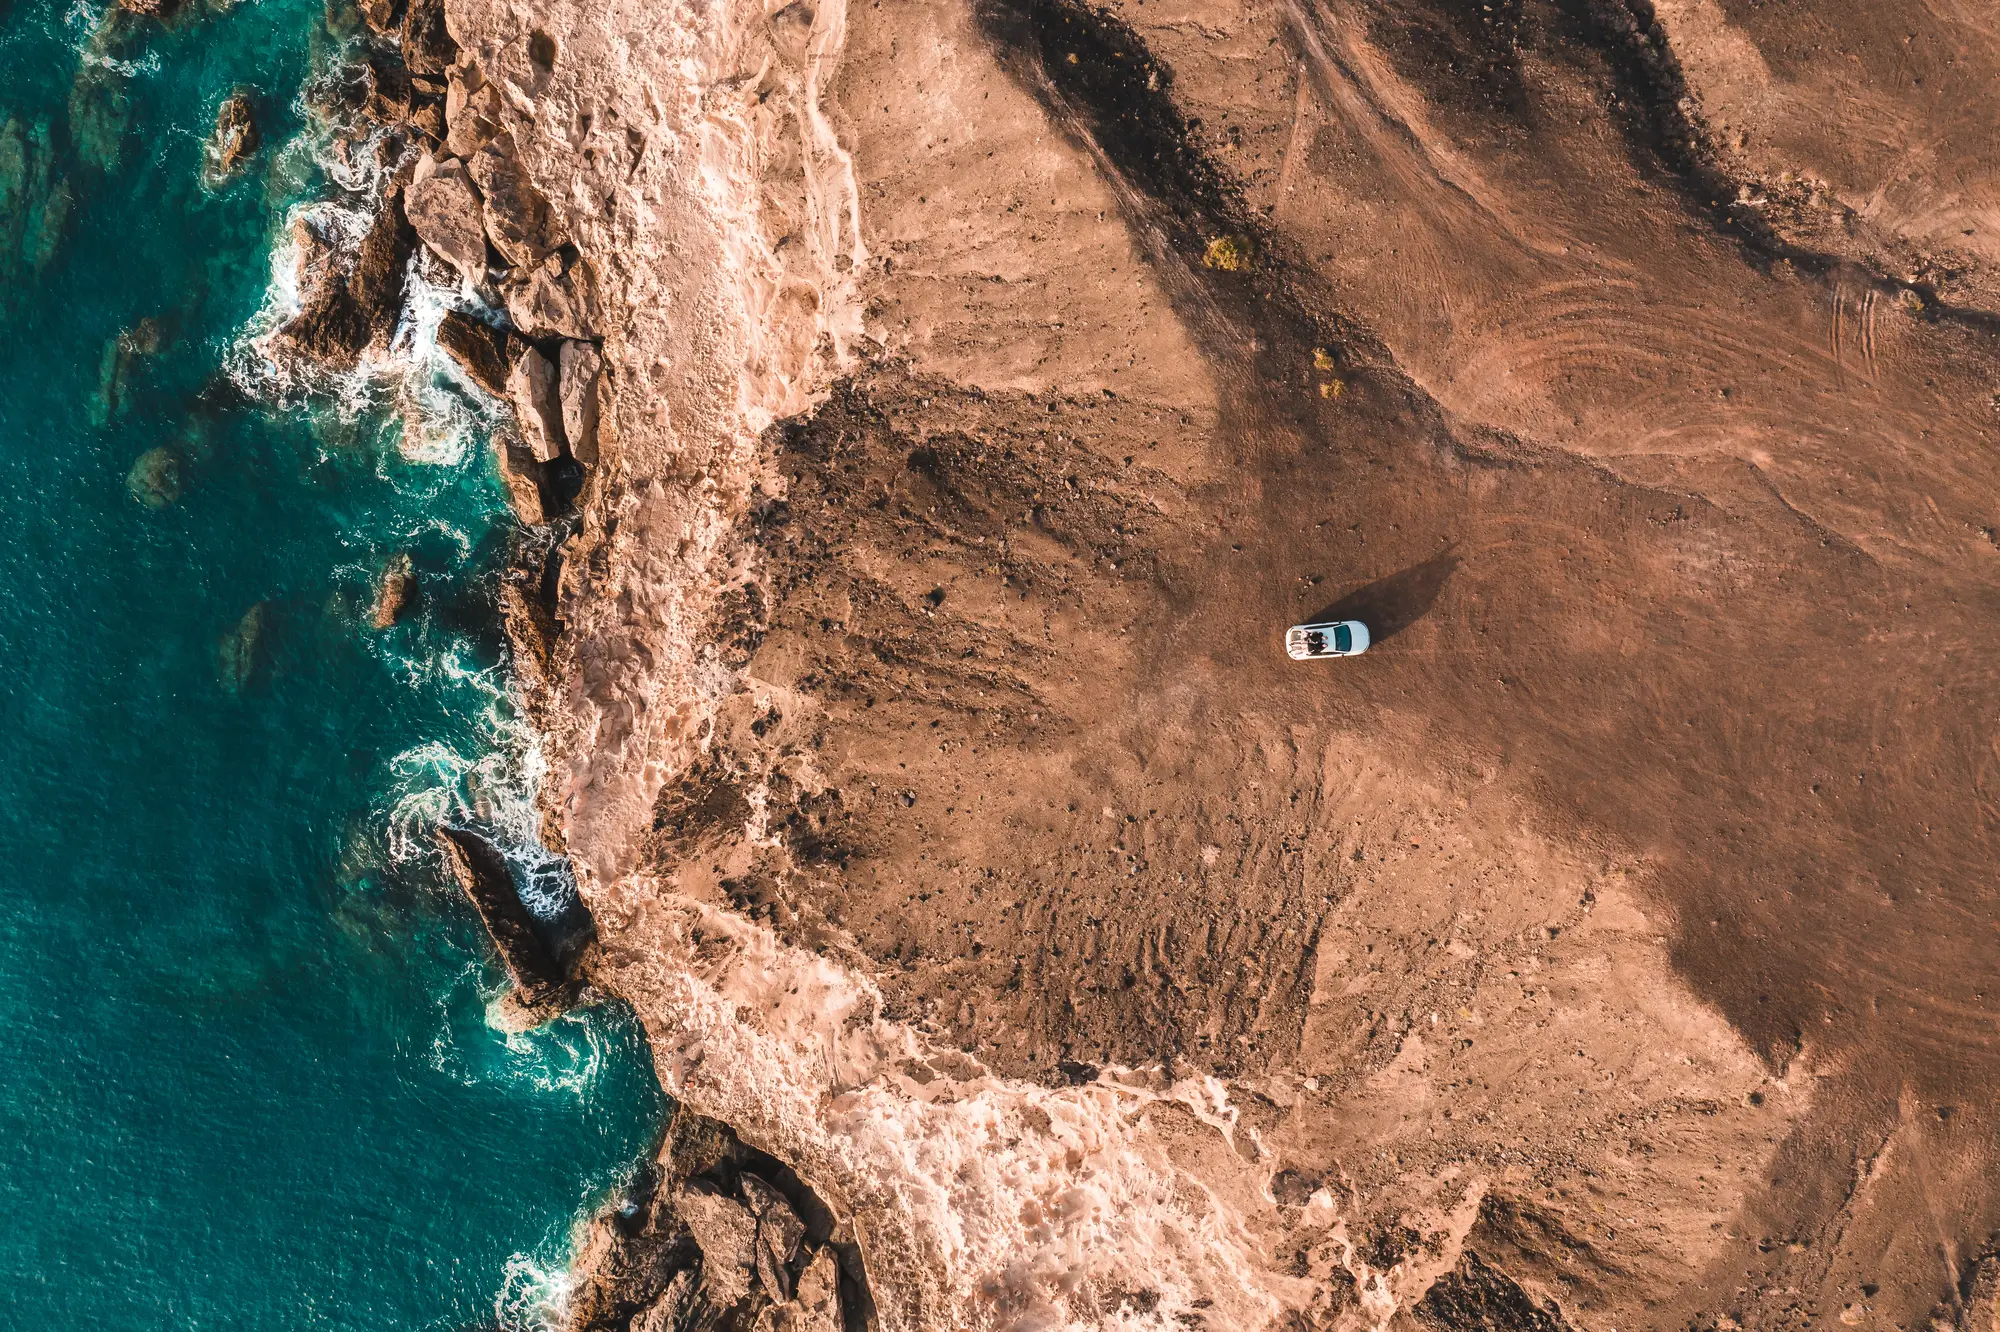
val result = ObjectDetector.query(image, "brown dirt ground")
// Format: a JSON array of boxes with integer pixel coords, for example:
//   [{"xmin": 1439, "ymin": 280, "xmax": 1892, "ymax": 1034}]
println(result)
[{"xmin": 565, "ymin": 0, "xmax": 2000, "ymax": 1326}]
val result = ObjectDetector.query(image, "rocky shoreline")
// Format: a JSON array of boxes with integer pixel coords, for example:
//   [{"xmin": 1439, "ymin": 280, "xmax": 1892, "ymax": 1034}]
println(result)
[{"xmin": 266, "ymin": 4, "xmax": 878, "ymax": 1329}]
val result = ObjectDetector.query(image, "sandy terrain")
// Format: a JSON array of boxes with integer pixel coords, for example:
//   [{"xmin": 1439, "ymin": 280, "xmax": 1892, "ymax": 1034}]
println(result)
[{"xmin": 433, "ymin": 0, "xmax": 2000, "ymax": 1326}]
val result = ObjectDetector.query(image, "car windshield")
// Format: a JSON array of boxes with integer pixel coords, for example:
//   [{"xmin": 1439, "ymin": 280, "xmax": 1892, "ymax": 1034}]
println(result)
[{"xmin": 1332, "ymin": 625, "xmax": 1352, "ymax": 652}]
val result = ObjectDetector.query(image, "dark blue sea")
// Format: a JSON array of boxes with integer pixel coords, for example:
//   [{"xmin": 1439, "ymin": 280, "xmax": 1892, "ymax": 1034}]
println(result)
[{"xmin": 0, "ymin": 1, "xmax": 666, "ymax": 1327}]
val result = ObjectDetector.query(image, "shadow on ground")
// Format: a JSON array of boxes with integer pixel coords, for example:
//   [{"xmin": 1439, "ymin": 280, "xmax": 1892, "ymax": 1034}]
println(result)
[{"xmin": 1309, "ymin": 549, "xmax": 1460, "ymax": 644}]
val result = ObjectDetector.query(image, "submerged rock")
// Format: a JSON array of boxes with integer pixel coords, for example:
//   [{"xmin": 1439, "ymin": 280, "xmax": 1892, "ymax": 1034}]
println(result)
[
  {"xmin": 201, "ymin": 89, "xmax": 260, "ymax": 186},
  {"xmin": 506, "ymin": 343, "xmax": 564, "ymax": 462},
  {"xmin": 403, "ymin": 155, "xmax": 486, "ymax": 282},
  {"xmin": 435, "ymin": 309, "xmax": 513, "ymax": 396},
  {"xmin": 0, "ymin": 116, "xmax": 65, "ymax": 301},
  {"xmin": 370, "ymin": 553, "xmax": 414, "ymax": 629},
  {"xmin": 0, "ymin": 117, "xmax": 26, "ymax": 268},
  {"xmin": 558, "ymin": 339, "xmax": 602, "ymax": 463},
  {"xmin": 217, "ymin": 602, "xmax": 267, "ymax": 694},
  {"xmin": 126, "ymin": 446, "xmax": 182, "ymax": 508},
  {"xmin": 67, "ymin": 13, "xmax": 143, "ymax": 174},
  {"xmin": 68, "ymin": 75, "xmax": 132, "ymax": 174},
  {"xmin": 30, "ymin": 176, "xmax": 73, "ymax": 278},
  {"xmin": 90, "ymin": 318, "xmax": 167, "ymax": 427}
]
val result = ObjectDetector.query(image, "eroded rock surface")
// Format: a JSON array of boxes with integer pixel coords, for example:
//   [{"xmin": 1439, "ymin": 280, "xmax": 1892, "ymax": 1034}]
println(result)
[
  {"xmin": 504, "ymin": 342, "xmax": 563, "ymax": 462},
  {"xmin": 403, "ymin": 154, "xmax": 486, "ymax": 281},
  {"xmin": 557, "ymin": 337, "xmax": 601, "ymax": 462},
  {"xmin": 434, "ymin": 308, "xmax": 512, "ymax": 396}
]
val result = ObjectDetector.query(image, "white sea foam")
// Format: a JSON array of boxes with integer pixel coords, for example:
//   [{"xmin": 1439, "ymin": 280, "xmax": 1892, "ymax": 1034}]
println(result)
[
  {"xmin": 427, "ymin": 959, "xmax": 610, "ymax": 1102},
  {"xmin": 496, "ymin": 1250, "xmax": 573, "ymax": 1332},
  {"xmin": 591, "ymin": 891, "xmax": 1327, "ymax": 1332}
]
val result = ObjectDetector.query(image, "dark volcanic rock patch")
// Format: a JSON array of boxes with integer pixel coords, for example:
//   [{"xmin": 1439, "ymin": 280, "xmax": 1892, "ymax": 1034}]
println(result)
[
  {"xmin": 433, "ymin": 825, "xmax": 571, "ymax": 1014},
  {"xmin": 566, "ymin": 1106, "xmax": 865, "ymax": 1332}
]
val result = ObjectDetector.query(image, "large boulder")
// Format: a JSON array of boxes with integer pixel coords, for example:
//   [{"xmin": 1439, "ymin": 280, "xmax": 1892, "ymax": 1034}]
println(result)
[
  {"xmin": 444, "ymin": 64, "xmax": 503, "ymax": 159},
  {"xmin": 432, "ymin": 825, "xmax": 567, "ymax": 1010},
  {"xmin": 400, "ymin": 0, "xmax": 456, "ymax": 76},
  {"xmin": 201, "ymin": 89, "xmax": 259, "ymax": 187},
  {"xmin": 370, "ymin": 553, "xmax": 415, "ymax": 629},
  {"xmin": 467, "ymin": 133, "xmax": 565, "ymax": 268},
  {"xmin": 435, "ymin": 310, "xmax": 513, "ymax": 396},
  {"xmin": 503, "ymin": 254, "xmax": 600, "ymax": 340},
  {"xmin": 492, "ymin": 439, "xmax": 546, "ymax": 525},
  {"xmin": 314, "ymin": 47, "xmax": 411, "ymax": 131},
  {"xmin": 788, "ymin": 1248, "xmax": 842, "ymax": 1332},
  {"xmin": 740, "ymin": 1175, "xmax": 804, "ymax": 1301},
  {"xmin": 558, "ymin": 339, "xmax": 602, "ymax": 463},
  {"xmin": 403, "ymin": 155, "xmax": 487, "ymax": 282},
  {"xmin": 506, "ymin": 344, "xmax": 564, "ymax": 462},
  {"xmin": 276, "ymin": 194, "xmax": 413, "ymax": 367},
  {"xmin": 349, "ymin": 186, "xmax": 413, "ymax": 330},
  {"xmin": 357, "ymin": 0, "xmax": 402, "ymax": 36},
  {"xmin": 675, "ymin": 1189, "xmax": 756, "ymax": 1310}
]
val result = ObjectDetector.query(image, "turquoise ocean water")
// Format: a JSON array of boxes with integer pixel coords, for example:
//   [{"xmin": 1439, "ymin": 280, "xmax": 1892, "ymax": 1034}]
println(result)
[{"xmin": 0, "ymin": 1, "xmax": 666, "ymax": 1327}]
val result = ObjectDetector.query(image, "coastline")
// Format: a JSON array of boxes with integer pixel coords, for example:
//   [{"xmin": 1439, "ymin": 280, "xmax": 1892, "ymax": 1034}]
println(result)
[
  {"xmin": 322, "ymin": 0, "xmax": 1790, "ymax": 1327},
  {"xmin": 282, "ymin": 0, "xmax": 2000, "ymax": 1326}
]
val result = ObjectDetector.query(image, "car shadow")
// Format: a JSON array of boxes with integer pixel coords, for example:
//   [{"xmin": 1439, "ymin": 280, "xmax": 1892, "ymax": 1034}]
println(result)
[{"xmin": 1308, "ymin": 548, "xmax": 1460, "ymax": 644}]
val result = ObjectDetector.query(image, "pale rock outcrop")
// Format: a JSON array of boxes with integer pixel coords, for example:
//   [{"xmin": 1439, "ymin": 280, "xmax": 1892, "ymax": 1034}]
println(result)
[
  {"xmin": 402, "ymin": 154, "xmax": 487, "ymax": 281},
  {"xmin": 502, "ymin": 254, "xmax": 598, "ymax": 339},
  {"xmin": 676, "ymin": 1188, "xmax": 756, "ymax": 1309},
  {"xmin": 466, "ymin": 132, "xmax": 563, "ymax": 268},
  {"xmin": 787, "ymin": 1248, "xmax": 842, "ymax": 1332},
  {"xmin": 557, "ymin": 338, "xmax": 601, "ymax": 463},
  {"xmin": 444, "ymin": 63, "xmax": 503, "ymax": 159},
  {"xmin": 505, "ymin": 344, "xmax": 563, "ymax": 462}
]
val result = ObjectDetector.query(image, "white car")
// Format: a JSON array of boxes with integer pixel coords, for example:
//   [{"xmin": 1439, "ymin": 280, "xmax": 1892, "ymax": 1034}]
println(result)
[{"xmin": 1285, "ymin": 619, "xmax": 1370, "ymax": 659}]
